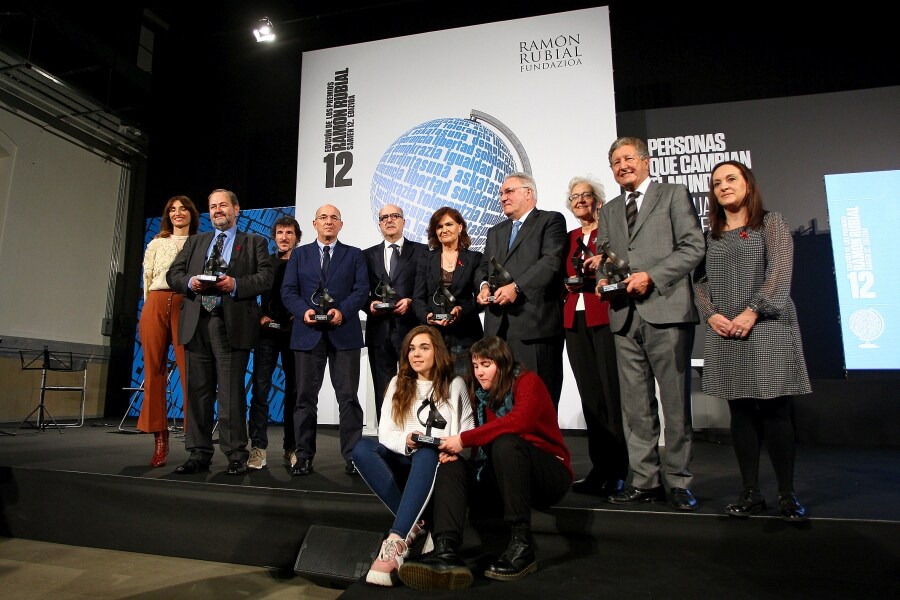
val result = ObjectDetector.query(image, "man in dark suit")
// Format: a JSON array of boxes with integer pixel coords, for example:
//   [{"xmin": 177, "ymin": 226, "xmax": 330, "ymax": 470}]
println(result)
[
  {"xmin": 166, "ymin": 189, "xmax": 273, "ymax": 476},
  {"xmin": 281, "ymin": 204, "xmax": 369, "ymax": 476},
  {"xmin": 248, "ymin": 216, "xmax": 302, "ymax": 470},
  {"xmin": 362, "ymin": 204, "xmax": 425, "ymax": 424},
  {"xmin": 593, "ymin": 136, "xmax": 705, "ymax": 511},
  {"xmin": 476, "ymin": 171, "xmax": 567, "ymax": 406}
]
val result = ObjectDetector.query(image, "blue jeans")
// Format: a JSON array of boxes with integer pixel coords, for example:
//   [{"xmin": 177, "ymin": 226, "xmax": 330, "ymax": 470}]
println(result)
[{"xmin": 352, "ymin": 437, "xmax": 439, "ymax": 538}]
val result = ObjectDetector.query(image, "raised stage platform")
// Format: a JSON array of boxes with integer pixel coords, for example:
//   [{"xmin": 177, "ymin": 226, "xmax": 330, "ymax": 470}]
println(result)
[{"xmin": 1, "ymin": 419, "xmax": 898, "ymax": 599}]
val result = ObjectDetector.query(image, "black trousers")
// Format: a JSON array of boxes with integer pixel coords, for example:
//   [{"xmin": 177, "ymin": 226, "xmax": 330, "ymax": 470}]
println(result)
[
  {"xmin": 294, "ymin": 335, "xmax": 363, "ymax": 462},
  {"xmin": 431, "ymin": 434, "xmax": 571, "ymax": 539},
  {"xmin": 183, "ymin": 310, "xmax": 250, "ymax": 462},
  {"xmin": 564, "ymin": 311, "xmax": 628, "ymax": 482}
]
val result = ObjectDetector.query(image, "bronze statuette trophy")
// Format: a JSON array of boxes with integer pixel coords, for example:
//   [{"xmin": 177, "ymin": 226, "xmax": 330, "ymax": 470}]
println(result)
[
  {"xmin": 597, "ymin": 241, "xmax": 632, "ymax": 296},
  {"xmin": 487, "ymin": 257, "xmax": 514, "ymax": 303},
  {"xmin": 373, "ymin": 273, "xmax": 398, "ymax": 311},
  {"xmin": 432, "ymin": 284, "xmax": 457, "ymax": 322},
  {"xmin": 311, "ymin": 279, "xmax": 336, "ymax": 322},
  {"xmin": 410, "ymin": 393, "xmax": 447, "ymax": 448},
  {"xmin": 565, "ymin": 238, "xmax": 595, "ymax": 286}
]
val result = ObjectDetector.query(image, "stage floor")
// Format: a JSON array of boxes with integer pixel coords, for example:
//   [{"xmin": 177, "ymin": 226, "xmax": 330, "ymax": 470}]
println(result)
[
  {"xmin": 2, "ymin": 419, "xmax": 899, "ymax": 599},
  {"xmin": 1, "ymin": 418, "xmax": 899, "ymax": 523}
]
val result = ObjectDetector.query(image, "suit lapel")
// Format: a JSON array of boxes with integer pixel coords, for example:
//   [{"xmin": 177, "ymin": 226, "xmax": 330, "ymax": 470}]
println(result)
[
  {"xmin": 510, "ymin": 209, "xmax": 543, "ymax": 255},
  {"xmin": 228, "ymin": 231, "xmax": 246, "ymax": 269},
  {"xmin": 193, "ymin": 232, "xmax": 215, "ymax": 271},
  {"xmin": 394, "ymin": 238, "xmax": 415, "ymax": 280},
  {"xmin": 631, "ymin": 183, "xmax": 659, "ymax": 238},
  {"xmin": 375, "ymin": 243, "xmax": 388, "ymax": 280}
]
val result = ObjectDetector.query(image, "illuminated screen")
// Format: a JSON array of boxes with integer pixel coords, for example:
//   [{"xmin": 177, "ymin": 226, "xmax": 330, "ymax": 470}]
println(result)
[{"xmin": 824, "ymin": 170, "xmax": 900, "ymax": 369}]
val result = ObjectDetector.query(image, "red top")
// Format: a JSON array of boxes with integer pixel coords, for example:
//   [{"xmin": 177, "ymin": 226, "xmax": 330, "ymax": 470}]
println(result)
[
  {"xmin": 563, "ymin": 227, "xmax": 611, "ymax": 329},
  {"xmin": 461, "ymin": 370, "xmax": 573, "ymax": 480}
]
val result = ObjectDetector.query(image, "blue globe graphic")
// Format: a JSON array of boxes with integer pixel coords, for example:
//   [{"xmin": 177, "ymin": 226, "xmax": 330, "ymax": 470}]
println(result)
[{"xmin": 370, "ymin": 117, "xmax": 517, "ymax": 252}]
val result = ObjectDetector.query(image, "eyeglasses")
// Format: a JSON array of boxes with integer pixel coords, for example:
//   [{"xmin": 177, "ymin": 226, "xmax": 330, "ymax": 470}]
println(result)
[
  {"xmin": 568, "ymin": 192, "xmax": 595, "ymax": 202},
  {"xmin": 610, "ymin": 155, "xmax": 640, "ymax": 168},
  {"xmin": 498, "ymin": 185, "xmax": 530, "ymax": 198},
  {"xmin": 315, "ymin": 215, "xmax": 341, "ymax": 222},
  {"xmin": 378, "ymin": 213, "xmax": 403, "ymax": 222}
]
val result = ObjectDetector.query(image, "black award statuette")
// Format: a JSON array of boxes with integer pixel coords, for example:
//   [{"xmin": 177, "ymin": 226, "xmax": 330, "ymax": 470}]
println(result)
[
  {"xmin": 432, "ymin": 284, "xmax": 457, "ymax": 322},
  {"xmin": 311, "ymin": 280, "xmax": 336, "ymax": 322},
  {"xmin": 565, "ymin": 239, "xmax": 596, "ymax": 286},
  {"xmin": 373, "ymin": 273, "xmax": 398, "ymax": 311},
  {"xmin": 410, "ymin": 393, "xmax": 447, "ymax": 449},
  {"xmin": 198, "ymin": 252, "xmax": 229, "ymax": 283},
  {"xmin": 598, "ymin": 241, "xmax": 632, "ymax": 296},
  {"xmin": 487, "ymin": 257, "xmax": 514, "ymax": 303}
]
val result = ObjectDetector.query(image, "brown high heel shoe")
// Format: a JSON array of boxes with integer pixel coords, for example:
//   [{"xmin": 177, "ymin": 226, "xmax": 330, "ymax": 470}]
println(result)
[{"xmin": 150, "ymin": 429, "xmax": 169, "ymax": 468}]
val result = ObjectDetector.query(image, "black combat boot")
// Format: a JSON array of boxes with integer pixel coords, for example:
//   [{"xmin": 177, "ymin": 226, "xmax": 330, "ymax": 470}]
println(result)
[
  {"xmin": 484, "ymin": 522, "xmax": 537, "ymax": 581},
  {"xmin": 398, "ymin": 532, "xmax": 473, "ymax": 591}
]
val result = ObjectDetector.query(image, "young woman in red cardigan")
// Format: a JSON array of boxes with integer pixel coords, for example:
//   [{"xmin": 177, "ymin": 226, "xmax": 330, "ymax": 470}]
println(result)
[{"xmin": 398, "ymin": 336, "xmax": 572, "ymax": 590}]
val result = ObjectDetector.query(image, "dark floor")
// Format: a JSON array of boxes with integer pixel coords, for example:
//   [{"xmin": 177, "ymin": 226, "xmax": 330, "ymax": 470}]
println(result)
[
  {"xmin": 1, "ymin": 419, "xmax": 899, "ymax": 522},
  {"xmin": 1, "ymin": 420, "xmax": 899, "ymax": 599}
]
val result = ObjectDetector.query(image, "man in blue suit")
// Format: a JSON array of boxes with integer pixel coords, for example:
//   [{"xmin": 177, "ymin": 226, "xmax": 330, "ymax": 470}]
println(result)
[{"xmin": 281, "ymin": 204, "xmax": 369, "ymax": 476}]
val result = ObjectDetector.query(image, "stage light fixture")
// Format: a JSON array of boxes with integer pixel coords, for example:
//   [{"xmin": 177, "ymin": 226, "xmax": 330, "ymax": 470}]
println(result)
[{"xmin": 253, "ymin": 17, "xmax": 276, "ymax": 43}]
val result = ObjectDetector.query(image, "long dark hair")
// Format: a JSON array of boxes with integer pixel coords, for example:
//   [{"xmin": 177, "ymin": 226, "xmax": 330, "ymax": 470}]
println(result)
[
  {"xmin": 157, "ymin": 195, "xmax": 199, "ymax": 238},
  {"xmin": 707, "ymin": 161, "xmax": 767, "ymax": 240},
  {"xmin": 467, "ymin": 336, "xmax": 522, "ymax": 412},
  {"xmin": 391, "ymin": 325, "xmax": 455, "ymax": 427}
]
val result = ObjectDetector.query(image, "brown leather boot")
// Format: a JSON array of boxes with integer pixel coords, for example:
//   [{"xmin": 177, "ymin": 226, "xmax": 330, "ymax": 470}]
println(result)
[{"xmin": 150, "ymin": 429, "xmax": 169, "ymax": 467}]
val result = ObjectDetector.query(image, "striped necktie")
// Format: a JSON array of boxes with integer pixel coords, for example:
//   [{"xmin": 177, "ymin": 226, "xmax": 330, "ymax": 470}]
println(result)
[{"xmin": 626, "ymin": 191, "xmax": 641, "ymax": 235}]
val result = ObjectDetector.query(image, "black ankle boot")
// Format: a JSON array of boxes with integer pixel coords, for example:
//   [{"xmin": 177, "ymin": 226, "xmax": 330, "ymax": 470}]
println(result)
[
  {"xmin": 398, "ymin": 533, "xmax": 473, "ymax": 591},
  {"xmin": 484, "ymin": 522, "xmax": 537, "ymax": 581},
  {"xmin": 725, "ymin": 486, "xmax": 766, "ymax": 518}
]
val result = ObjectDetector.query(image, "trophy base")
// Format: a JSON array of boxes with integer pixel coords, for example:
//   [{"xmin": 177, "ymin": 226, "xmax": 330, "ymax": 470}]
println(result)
[
  {"xmin": 411, "ymin": 433, "xmax": 441, "ymax": 448},
  {"xmin": 266, "ymin": 322, "xmax": 282, "ymax": 330},
  {"xmin": 313, "ymin": 314, "xmax": 333, "ymax": 322},
  {"xmin": 433, "ymin": 313, "xmax": 451, "ymax": 322},
  {"xmin": 373, "ymin": 302, "xmax": 396, "ymax": 311},
  {"xmin": 197, "ymin": 274, "xmax": 220, "ymax": 282},
  {"xmin": 486, "ymin": 295, "xmax": 496, "ymax": 303},
  {"xmin": 600, "ymin": 282, "xmax": 628, "ymax": 295},
  {"xmin": 564, "ymin": 276, "xmax": 584, "ymax": 286}
]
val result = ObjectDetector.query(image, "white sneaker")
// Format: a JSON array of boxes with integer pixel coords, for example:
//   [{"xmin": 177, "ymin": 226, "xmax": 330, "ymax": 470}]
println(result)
[
  {"xmin": 247, "ymin": 447, "xmax": 267, "ymax": 470},
  {"xmin": 366, "ymin": 538, "xmax": 409, "ymax": 586}
]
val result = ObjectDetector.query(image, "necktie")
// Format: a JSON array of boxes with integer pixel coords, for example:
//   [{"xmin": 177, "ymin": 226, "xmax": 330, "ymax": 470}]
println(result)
[
  {"xmin": 508, "ymin": 220, "xmax": 521, "ymax": 249},
  {"xmin": 626, "ymin": 191, "xmax": 640, "ymax": 235},
  {"xmin": 202, "ymin": 232, "xmax": 226, "ymax": 312},
  {"xmin": 389, "ymin": 243, "xmax": 399, "ymax": 279},
  {"xmin": 321, "ymin": 245, "xmax": 331, "ymax": 277}
]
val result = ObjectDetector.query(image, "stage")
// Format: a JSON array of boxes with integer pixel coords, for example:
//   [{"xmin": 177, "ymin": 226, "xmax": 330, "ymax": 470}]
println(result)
[{"xmin": 1, "ymin": 419, "xmax": 898, "ymax": 599}]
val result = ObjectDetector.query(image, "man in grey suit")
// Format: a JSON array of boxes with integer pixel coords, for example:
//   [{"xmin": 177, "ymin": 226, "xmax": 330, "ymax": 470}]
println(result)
[
  {"xmin": 591, "ymin": 137, "xmax": 705, "ymax": 511},
  {"xmin": 167, "ymin": 189, "xmax": 274, "ymax": 476},
  {"xmin": 476, "ymin": 171, "xmax": 567, "ymax": 406}
]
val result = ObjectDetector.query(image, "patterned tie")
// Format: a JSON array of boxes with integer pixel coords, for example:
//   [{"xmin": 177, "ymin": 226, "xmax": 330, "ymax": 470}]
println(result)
[
  {"xmin": 626, "ymin": 191, "xmax": 641, "ymax": 235},
  {"xmin": 508, "ymin": 220, "xmax": 521, "ymax": 250},
  {"xmin": 389, "ymin": 243, "xmax": 400, "ymax": 280},
  {"xmin": 321, "ymin": 245, "xmax": 331, "ymax": 277},
  {"xmin": 201, "ymin": 232, "xmax": 226, "ymax": 312}
]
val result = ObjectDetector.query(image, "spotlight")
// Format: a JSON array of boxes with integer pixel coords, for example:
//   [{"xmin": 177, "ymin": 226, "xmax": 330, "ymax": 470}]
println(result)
[{"xmin": 253, "ymin": 17, "xmax": 276, "ymax": 43}]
